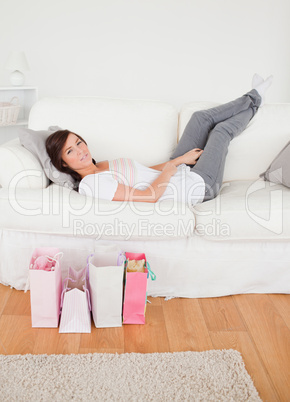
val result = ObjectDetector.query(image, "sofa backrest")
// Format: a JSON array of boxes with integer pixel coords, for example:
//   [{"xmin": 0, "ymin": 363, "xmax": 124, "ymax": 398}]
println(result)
[
  {"xmin": 179, "ymin": 102, "xmax": 290, "ymax": 181},
  {"xmin": 28, "ymin": 97, "xmax": 178, "ymax": 167},
  {"xmin": 1, "ymin": 97, "xmax": 289, "ymax": 189}
]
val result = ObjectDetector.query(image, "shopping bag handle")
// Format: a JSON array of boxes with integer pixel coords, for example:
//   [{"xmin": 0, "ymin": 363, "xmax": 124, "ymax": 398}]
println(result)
[
  {"xmin": 29, "ymin": 251, "xmax": 63, "ymax": 271},
  {"xmin": 24, "ymin": 252, "xmax": 64, "ymax": 293},
  {"xmin": 60, "ymin": 287, "xmax": 66, "ymax": 309},
  {"xmin": 60, "ymin": 274, "xmax": 76, "ymax": 309},
  {"xmin": 84, "ymin": 286, "xmax": 92, "ymax": 311},
  {"xmin": 86, "ymin": 253, "xmax": 94, "ymax": 268},
  {"xmin": 146, "ymin": 262, "xmax": 156, "ymax": 281},
  {"xmin": 87, "ymin": 251, "xmax": 125, "ymax": 268},
  {"xmin": 52, "ymin": 251, "xmax": 64, "ymax": 261},
  {"xmin": 117, "ymin": 251, "xmax": 126, "ymax": 266},
  {"xmin": 44, "ymin": 252, "xmax": 64, "ymax": 270},
  {"xmin": 62, "ymin": 276, "xmax": 76, "ymax": 289},
  {"xmin": 86, "ymin": 253, "xmax": 95, "ymax": 282},
  {"xmin": 60, "ymin": 279, "xmax": 91, "ymax": 311}
]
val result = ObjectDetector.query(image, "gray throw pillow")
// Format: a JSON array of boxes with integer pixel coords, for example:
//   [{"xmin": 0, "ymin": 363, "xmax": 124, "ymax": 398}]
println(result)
[
  {"xmin": 18, "ymin": 126, "xmax": 78, "ymax": 189},
  {"xmin": 260, "ymin": 140, "xmax": 290, "ymax": 188}
]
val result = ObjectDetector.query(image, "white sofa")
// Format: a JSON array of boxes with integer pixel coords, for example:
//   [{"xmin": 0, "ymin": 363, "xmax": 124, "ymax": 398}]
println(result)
[{"xmin": 0, "ymin": 96, "xmax": 289, "ymax": 297}]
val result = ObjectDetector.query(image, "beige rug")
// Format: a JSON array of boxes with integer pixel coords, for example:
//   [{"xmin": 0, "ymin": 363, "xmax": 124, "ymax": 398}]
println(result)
[{"xmin": 0, "ymin": 349, "xmax": 261, "ymax": 401}]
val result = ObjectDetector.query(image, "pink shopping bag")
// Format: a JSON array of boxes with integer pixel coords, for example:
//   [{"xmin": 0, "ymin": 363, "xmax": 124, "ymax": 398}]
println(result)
[
  {"xmin": 123, "ymin": 252, "xmax": 156, "ymax": 325},
  {"xmin": 28, "ymin": 247, "xmax": 62, "ymax": 328},
  {"xmin": 59, "ymin": 266, "xmax": 91, "ymax": 333}
]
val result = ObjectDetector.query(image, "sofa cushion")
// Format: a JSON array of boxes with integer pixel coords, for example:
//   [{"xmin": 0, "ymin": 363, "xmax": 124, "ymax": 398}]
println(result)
[
  {"xmin": 0, "ymin": 139, "xmax": 49, "ymax": 189},
  {"xmin": 2, "ymin": 179, "xmax": 288, "ymax": 241},
  {"xmin": 28, "ymin": 97, "xmax": 178, "ymax": 167},
  {"xmin": 18, "ymin": 126, "xmax": 78, "ymax": 189},
  {"xmin": 2, "ymin": 97, "xmax": 178, "ymax": 190},
  {"xmin": 193, "ymin": 179, "xmax": 290, "ymax": 240},
  {"xmin": 0, "ymin": 184, "xmax": 195, "ymax": 241},
  {"xmin": 179, "ymin": 103, "xmax": 290, "ymax": 182},
  {"xmin": 260, "ymin": 140, "xmax": 290, "ymax": 188}
]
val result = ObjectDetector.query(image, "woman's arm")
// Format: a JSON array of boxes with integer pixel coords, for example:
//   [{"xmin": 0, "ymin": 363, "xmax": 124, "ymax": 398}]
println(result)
[
  {"xmin": 112, "ymin": 162, "xmax": 177, "ymax": 203},
  {"xmin": 149, "ymin": 158, "xmax": 179, "ymax": 171},
  {"xmin": 149, "ymin": 148, "xmax": 203, "ymax": 171}
]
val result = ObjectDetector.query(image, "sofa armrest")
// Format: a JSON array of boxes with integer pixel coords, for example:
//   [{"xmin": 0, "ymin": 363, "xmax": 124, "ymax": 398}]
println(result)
[{"xmin": 0, "ymin": 139, "xmax": 49, "ymax": 189}]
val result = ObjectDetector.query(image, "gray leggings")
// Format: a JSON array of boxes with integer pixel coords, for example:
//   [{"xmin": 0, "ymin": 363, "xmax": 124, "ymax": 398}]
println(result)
[{"xmin": 170, "ymin": 89, "xmax": 262, "ymax": 201}]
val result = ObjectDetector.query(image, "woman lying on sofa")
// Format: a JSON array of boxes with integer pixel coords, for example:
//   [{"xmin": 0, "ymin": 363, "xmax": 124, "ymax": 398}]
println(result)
[{"xmin": 46, "ymin": 74, "xmax": 273, "ymax": 206}]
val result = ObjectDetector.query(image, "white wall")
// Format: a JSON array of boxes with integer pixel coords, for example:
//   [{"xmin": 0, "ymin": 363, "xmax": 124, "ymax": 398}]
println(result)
[{"xmin": 0, "ymin": 0, "xmax": 289, "ymax": 108}]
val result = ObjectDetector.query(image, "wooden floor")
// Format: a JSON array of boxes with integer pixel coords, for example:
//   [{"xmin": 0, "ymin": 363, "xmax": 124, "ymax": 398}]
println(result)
[{"xmin": 0, "ymin": 284, "xmax": 289, "ymax": 401}]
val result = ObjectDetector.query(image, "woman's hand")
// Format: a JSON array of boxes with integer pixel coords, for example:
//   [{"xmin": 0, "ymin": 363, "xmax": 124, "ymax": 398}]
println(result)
[
  {"xmin": 149, "ymin": 150, "xmax": 203, "ymax": 171},
  {"xmin": 174, "ymin": 148, "xmax": 203, "ymax": 166}
]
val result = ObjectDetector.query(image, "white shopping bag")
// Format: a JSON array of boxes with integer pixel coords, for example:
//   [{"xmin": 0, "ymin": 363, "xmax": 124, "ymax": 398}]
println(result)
[
  {"xmin": 88, "ymin": 244, "xmax": 125, "ymax": 328},
  {"xmin": 59, "ymin": 266, "xmax": 91, "ymax": 333}
]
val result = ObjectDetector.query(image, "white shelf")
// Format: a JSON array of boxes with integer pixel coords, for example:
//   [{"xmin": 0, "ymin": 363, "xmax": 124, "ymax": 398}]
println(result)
[
  {"xmin": 0, "ymin": 87, "xmax": 38, "ymax": 144},
  {"xmin": 0, "ymin": 86, "xmax": 37, "ymax": 90}
]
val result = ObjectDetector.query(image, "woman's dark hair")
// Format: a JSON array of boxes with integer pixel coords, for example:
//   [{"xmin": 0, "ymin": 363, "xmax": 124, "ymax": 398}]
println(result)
[{"xmin": 45, "ymin": 129, "xmax": 95, "ymax": 184}]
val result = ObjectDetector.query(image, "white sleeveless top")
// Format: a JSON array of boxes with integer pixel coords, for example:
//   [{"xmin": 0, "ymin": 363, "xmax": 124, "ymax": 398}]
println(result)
[{"xmin": 79, "ymin": 158, "xmax": 205, "ymax": 206}]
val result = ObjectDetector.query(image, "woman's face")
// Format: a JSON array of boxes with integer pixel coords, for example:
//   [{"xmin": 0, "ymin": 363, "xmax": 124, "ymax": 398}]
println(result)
[{"xmin": 61, "ymin": 133, "xmax": 92, "ymax": 171}]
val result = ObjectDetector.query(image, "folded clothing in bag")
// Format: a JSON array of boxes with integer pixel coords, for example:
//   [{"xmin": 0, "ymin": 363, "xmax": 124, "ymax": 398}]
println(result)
[{"xmin": 127, "ymin": 259, "xmax": 146, "ymax": 272}]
